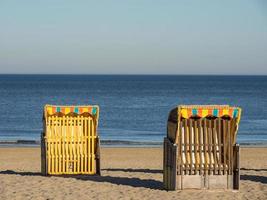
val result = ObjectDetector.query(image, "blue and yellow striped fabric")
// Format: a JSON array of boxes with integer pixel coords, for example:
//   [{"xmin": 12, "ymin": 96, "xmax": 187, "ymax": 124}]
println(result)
[
  {"xmin": 179, "ymin": 105, "xmax": 241, "ymax": 121},
  {"xmin": 45, "ymin": 105, "xmax": 99, "ymax": 118}
]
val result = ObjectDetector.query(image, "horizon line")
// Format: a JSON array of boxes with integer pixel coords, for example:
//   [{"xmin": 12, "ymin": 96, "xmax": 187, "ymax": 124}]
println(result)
[{"xmin": 0, "ymin": 73, "xmax": 267, "ymax": 76}]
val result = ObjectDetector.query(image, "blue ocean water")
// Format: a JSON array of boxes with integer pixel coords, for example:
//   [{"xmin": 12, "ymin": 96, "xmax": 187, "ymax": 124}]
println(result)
[{"xmin": 0, "ymin": 75, "xmax": 266, "ymax": 146}]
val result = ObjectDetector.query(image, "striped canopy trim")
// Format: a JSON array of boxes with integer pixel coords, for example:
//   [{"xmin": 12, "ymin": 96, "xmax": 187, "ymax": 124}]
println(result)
[
  {"xmin": 179, "ymin": 105, "xmax": 241, "ymax": 119},
  {"xmin": 45, "ymin": 105, "xmax": 99, "ymax": 118}
]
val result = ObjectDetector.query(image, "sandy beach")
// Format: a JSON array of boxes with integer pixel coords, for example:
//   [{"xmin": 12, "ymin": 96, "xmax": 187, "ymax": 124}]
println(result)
[{"xmin": 0, "ymin": 147, "xmax": 266, "ymax": 200}]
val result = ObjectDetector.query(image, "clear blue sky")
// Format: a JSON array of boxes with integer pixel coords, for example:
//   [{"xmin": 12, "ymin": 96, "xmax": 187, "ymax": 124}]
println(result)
[{"xmin": 0, "ymin": 0, "xmax": 266, "ymax": 74}]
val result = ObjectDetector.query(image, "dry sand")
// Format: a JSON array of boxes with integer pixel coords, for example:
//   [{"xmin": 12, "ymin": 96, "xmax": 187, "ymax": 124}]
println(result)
[{"xmin": 0, "ymin": 147, "xmax": 266, "ymax": 200}]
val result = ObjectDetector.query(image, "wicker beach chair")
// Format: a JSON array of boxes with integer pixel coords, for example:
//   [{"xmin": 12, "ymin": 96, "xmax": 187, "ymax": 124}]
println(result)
[
  {"xmin": 163, "ymin": 105, "xmax": 242, "ymax": 190},
  {"xmin": 41, "ymin": 105, "xmax": 101, "ymax": 175}
]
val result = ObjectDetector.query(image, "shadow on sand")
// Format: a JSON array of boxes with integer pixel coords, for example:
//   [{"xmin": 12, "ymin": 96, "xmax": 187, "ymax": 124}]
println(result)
[
  {"xmin": 0, "ymin": 169, "xmax": 162, "ymax": 190},
  {"xmin": 240, "ymin": 168, "xmax": 267, "ymax": 184},
  {"xmin": 240, "ymin": 175, "xmax": 267, "ymax": 184},
  {"xmin": 0, "ymin": 170, "xmax": 41, "ymax": 176},
  {"xmin": 241, "ymin": 168, "xmax": 267, "ymax": 172},
  {"xmin": 102, "ymin": 168, "xmax": 162, "ymax": 174},
  {"xmin": 1, "ymin": 168, "xmax": 267, "ymax": 187},
  {"xmin": 73, "ymin": 175, "xmax": 162, "ymax": 189}
]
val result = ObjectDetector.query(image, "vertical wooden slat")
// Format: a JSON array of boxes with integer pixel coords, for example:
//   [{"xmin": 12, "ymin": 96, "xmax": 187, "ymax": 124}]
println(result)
[
  {"xmin": 92, "ymin": 118, "xmax": 95, "ymax": 173},
  {"xmin": 57, "ymin": 116, "xmax": 60, "ymax": 174},
  {"xmin": 228, "ymin": 120, "xmax": 231, "ymax": 175},
  {"xmin": 78, "ymin": 118, "xmax": 81, "ymax": 174},
  {"xmin": 75, "ymin": 117, "xmax": 79, "ymax": 173},
  {"xmin": 90, "ymin": 117, "xmax": 92, "ymax": 173},
  {"xmin": 71, "ymin": 117, "xmax": 75, "ymax": 173},
  {"xmin": 191, "ymin": 119, "xmax": 197, "ymax": 171},
  {"xmin": 231, "ymin": 119, "xmax": 237, "ymax": 144},
  {"xmin": 47, "ymin": 117, "xmax": 51, "ymax": 174},
  {"xmin": 62, "ymin": 116, "xmax": 65, "ymax": 174},
  {"xmin": 166, "ymin": 140, "xmax": 170, "ymax": 189},
  {"xmin": 163, "ymin": 137, "xmax": 167, "ymax": 189},
  {"xmin": 218, "ymin": 118, "xmax": 222, "ymax": 175},
  {"xmin": 212, "ymin": 120, "xmax": 217, "ymax": 175},
  {"xmin": 45, "ymin": 116, "xmax": 49, "ymax": 175},
  {"xmin": 233, "ymin": 144, "xmax": 240, "ymax": 190},
  {"xmin": 58, "ymin": 117, "xmax": 61, "ymax": 174},
  {"xmin": 84, "ymin": 117, "xmax": 88, "ymax": 173},
  {"xmin": 41, "ymin": 117, "xmax": 44, "ymax": 175},
  {"xmin": 66, "ymin": 116, "xmax": 69, "ymax": 173},
  {"xmin": 50, "ymin": 117, "xmax": 53, "ymax": 174},
  {"xmin": 78, "ymin": 117, "xmax": 80, "ymax": 173},
  {"xmin": 63, "ymin": 116, "xmax": 65, "ymax": 173},
  {"xmin": 168, "ymin": 140, "xmax": 171, "ymax": 190},
  {"xmin": 231, "ymin": 119, "xmax": 237, "ymax": 175},
  {"xmin": 223, "ymin": 119, "xmax": 227, "ymax": 175},
  {"xmin": 74, "ymin": 116, "xmax": 77, "ymax": 173},
  {"xmin": 168, "ymin": 138, "xmax": 171, "ymax": 189},
  {"xmin": 208, "ymin": 119, "xmax": 212, "ymax": 175},
  {"xmin": 77, "ymin": 116, "xmax": 81, "ymax": 173},
  {"xmin": 193, "ymin": 120, "xmax": 199, "ymax": 174},
  {"xmin": 198, "ymin": 119, "xmax": 203, "ymax": 175},
  {"xmin": 75, "ymin": 117, "xmax": 78, "ymax": 173},
  {"xmin": 94, "ymin": 118, "xmax": 96, "ymax": 173},
  {"xmin": 181, "ymin": 120, "xmax": 185, "ymax": 175},
  {"xmin": 72, "ymin": 117, "xmax": 75, "ymax": 173},
  {"xmin": 96, "ymin": 136, "xmax": 101, "ymax": 175},
  {"xmin": 65, "ymin": 116, "xmax": 69, "ymax": 173},
  {"xmin": 84, "ymin": 116, "xmax": 87, "ymax": 173},
  {"xmin": 48, "ymin": 118, "xmax": 51, "ymax": 174},
  {"xmin": 83, "ymin": 117, "xmax": 87, "ymax": 172},
  {"xmin": 177, "ymin": 122, "xmax": 181, "ymax": 175},
  {"xmin": 55, "ymin": 116, "xmax": 58, "ymax": 174},
  {"xmin": 45, "ymin": 118, "xmax": 48, "ymax": 174},
  {"xmin": 69, "ymin": 117, "xmax": 73, "ymax": 173},
  {"xmin": 89, "ymin": 117, "xmax": 92, "ymax": 173},
  {"xmin": 82, "ymin": 117, "xmax": 85, "ymax": 173},
  {"xmin": 53, "ymin": 116, "xmax": 56, "ymax": 174},
  {"xmin": 172, "ymin": 143, "xmax": 177, "ymax": 190},
  {"xmin": 67, "ymin": 116, "xmax": 70, "ymax": 173},
  {"xmin": 80, "ymin": 117, "xmax": 83, "ymax": 173},
  {"xmin": 41, "ymin": 115, "xmax": 46, "ymax": 175},
  {"xmin": 72, "ymin": 116, "xmax": 74, "ymax": 173},
  {"xmin": 60, "ymin": 117, "xmax": 62, "ymax": 174},
  {"xmin": 203, "ymin": 118, "xmax": 207, "ymax": 175},
  {"xmin": 87, "ymin": 117, "xmax": 90, "ymax": 173},
  {"xmin": 63, "ymin": 116, "xmax": 66, "ymax": 174},
  {"xmin": 81, "ymin": 116, "xmax": 84, "ymax": 173},
  {"xmin": 51, "ymin": 117, "xmax": 56, "ymax": 174},
  {"xmin": 184, "ymin": 119, "xmax": 188, "ymax": 175},
  {"xmin": 189, "ymin": 119, "xmax": 193, "ymax": 175},
  {"xmin": 179, "ymin": 121, "xmax": 183, "ymax": 176},
  {"xmin": 51, "ymin": 116, "xmax": 55, "ymax": 174},
  {"xmin": 164, "ymin": 137, "xmax": 178, "ymax": 191}
]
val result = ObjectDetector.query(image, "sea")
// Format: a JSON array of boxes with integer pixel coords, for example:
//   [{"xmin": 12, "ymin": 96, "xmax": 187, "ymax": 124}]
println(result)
[{"xmin": 0, "ymin": 75, "xmax": 266, "ymax": 147}]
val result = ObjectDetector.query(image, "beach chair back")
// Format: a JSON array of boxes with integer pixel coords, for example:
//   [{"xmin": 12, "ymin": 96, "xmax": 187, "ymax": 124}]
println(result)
[
  {"xmin": 164, "ymin": 105, "xmax": 241, "ymax": 190},
  {"xmin": 41, "ymin": 105, "xmax": 101, "ymax": 175}
]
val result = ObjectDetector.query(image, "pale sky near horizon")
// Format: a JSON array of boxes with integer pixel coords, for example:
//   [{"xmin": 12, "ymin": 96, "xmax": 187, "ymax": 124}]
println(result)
[{"xmin": 0, "ymin": 0, "xmax": 266, "ymax": 75}]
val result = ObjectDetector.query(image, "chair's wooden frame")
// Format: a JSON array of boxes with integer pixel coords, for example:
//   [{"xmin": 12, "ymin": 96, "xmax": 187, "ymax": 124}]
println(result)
[
  {"xmin": 41, "ymin": 105, "xmax": 101, "ymax": 176},
  {"xmin": 163, "ymin": 105, "xmax": 241, "ymax": 190}
]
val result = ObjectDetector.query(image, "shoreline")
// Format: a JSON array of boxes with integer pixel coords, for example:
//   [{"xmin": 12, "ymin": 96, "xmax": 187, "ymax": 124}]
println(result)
[
  {"xmin": 1, "ymin": 140, "xmax": 267, "ymax": 148},
  {"xmin": 1, "ymin": 144, "xmax": 267, "ymax": 149}
]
